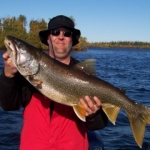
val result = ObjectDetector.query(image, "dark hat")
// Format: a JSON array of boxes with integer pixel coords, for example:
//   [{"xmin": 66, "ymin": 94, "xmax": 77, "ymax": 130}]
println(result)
[{"xmin": 39, "ymin": 15, "xmax": 81, "ymax": 46}]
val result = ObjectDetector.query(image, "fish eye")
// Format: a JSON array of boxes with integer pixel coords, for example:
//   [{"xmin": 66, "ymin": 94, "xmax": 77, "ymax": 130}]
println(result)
[{"xmin": 8, "ymin": 42, "xmax": 11, "ymax": 46}]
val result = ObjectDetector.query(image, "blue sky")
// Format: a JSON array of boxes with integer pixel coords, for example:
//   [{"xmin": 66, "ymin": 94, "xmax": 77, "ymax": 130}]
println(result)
[{"xmin": 0, "ymin": 0, "xmax": 150, "ymax": 42}]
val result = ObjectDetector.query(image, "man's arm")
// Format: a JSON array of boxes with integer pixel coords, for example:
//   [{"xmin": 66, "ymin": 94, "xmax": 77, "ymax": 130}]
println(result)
[
  {"xmin": 0, "ymin": 51, "xmax": 33, "ymax": 110},
  {"xmin": 0, "ymin": 71, "xmax": 22, "ymax": 110},
  {"xmin": 71, "ymin": 57, "xmax": 108, "ymax": 130},
  {"xmin": 85, "ymin": 108, "xmax": 108, "ymax": 130},
  {"xmin": 0, "ymin": 71, "xmax": 33, "ymax": 110}
]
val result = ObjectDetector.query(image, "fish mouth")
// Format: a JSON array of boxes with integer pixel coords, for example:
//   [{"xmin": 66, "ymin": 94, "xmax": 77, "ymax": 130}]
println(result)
[
  {"xmin": 4, "ymin": 37, "xmax": 15, "ymax": 55},
  {"xmin": 4, "ymin": 36, "xmax": 18, "ymax": 67}
]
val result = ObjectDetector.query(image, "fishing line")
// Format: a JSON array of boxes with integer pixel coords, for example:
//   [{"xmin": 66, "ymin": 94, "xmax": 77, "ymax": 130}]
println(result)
[
  {"xmin": 49, "ymin": 36, "xmax": 56, "ymax": 59},
  {"xmin": 51, "ymin": 42, "xmax": 56, "ymax": 59}
]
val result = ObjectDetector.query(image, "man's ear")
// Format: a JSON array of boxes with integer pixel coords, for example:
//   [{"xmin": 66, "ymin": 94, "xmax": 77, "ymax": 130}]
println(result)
[
  {"xmin": 47, "ymin": 39, "xmax": 49, "ymax": 45},
  {"xmin": 47, "ymin": 38, "xmax": 50, "ymax": 45}
]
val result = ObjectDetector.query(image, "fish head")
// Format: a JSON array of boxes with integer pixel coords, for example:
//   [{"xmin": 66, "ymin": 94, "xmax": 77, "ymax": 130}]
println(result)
[{"xmin": 4, "ymin": 35, "xmax": 40, "ymax": 76}]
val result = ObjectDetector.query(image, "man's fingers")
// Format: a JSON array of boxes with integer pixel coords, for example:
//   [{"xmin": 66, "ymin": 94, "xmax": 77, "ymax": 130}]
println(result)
[
  {"xmin": 80, "ymin": 96, "xmax": 102, "ymax": 116},
  {"xmin": 93, "ymin": 96, "xmax": 101, "ymax": 108},
  {"xmin": 80, "ymin": 98, "xmax": 92, "ymax": 115},
  {"xmin": 3, "ymin": 52, "xmax": 10, "ymax": 60},
  {"xmin": 84, "ymin": 96, "xmax": 95, "ymax": 110}
]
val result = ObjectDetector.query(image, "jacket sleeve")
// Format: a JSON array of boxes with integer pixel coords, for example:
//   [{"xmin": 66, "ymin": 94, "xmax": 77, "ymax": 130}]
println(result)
[
  {"xmin": 85, "ymin": 107, "xmax": 108, "ymax": 130},
  {"xmin": 0, "ymin": 71, "xmax": 33, "ymax": 111}
]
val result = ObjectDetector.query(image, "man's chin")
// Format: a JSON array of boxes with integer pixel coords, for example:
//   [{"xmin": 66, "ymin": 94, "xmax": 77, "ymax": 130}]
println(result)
[{"xmin": 55, "ymin": 53, "xmax": 70, "ymax": 59}]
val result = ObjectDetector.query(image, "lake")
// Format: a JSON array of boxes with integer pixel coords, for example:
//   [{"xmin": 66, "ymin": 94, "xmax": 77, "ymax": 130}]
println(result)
[{"xmin": 0, "ymin": 48, "xmax": 150, "ymax": 150}]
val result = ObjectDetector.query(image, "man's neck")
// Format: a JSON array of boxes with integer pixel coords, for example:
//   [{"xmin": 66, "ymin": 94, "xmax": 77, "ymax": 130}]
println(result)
[
  {"xmin": 56, "ymin": 56, "xmax": 71, "ymax": 65},
  {"xmin": 49, "ymin": 53, "xmax": 71, "ymax": 65}
]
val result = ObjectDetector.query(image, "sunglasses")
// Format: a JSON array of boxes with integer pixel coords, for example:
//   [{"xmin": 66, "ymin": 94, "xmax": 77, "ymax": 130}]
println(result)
[{"xmin": 50, "ymin": 29, "xmax": 72, "ymax": 37}]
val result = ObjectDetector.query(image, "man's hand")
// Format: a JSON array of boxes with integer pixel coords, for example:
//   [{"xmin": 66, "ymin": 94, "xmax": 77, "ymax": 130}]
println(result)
[
  {"xmin": 80, "ymin": 96, "xmax": 101, "ymax": 117},
  {"xmin": 2, "ymin": 51, "xmax": 18, "ymax": 78}
]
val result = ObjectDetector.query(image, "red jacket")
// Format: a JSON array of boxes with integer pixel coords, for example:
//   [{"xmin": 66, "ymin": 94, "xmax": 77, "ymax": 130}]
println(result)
[{"xmin": 20, "ymin": 92, "xmax": 88, "ymax": 150}]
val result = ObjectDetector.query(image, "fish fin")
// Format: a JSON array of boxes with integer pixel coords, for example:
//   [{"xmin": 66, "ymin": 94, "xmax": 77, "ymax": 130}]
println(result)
[
  {"xmin": 127, "ymin": 106, "xmax": 150, "ymax": 148},
  {"xmin": 75, "ymin": 59, "xmax": 97, "ymax": 75},
  {"xmin": 73, "ymin": 104, "xmax": 86, "ymax": 122},
  {"xmin": 28, "ymin": 76, "xmax": 43, "ymax": 89},
  {"xmin": 102, "ymin": 103, "xmax": 120, "ymax": 125}
]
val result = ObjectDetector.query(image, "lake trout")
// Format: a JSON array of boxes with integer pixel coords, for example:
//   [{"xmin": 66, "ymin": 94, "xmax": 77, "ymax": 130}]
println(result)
[{"xmin": 4, "ymin": 35, "xmax": 150, "ymax": 148}]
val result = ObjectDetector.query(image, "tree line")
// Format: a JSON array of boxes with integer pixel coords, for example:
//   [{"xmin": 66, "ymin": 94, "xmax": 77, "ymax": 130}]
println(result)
[
  {"xmin": 0, "ymin": 15, "xmax": 88, "ymax": 51},
  {"xmin": 0, "ymin": 15, "xmax": 150, "ymax": 51},
  {"xmin": 88, "ymin": 41, "xmax": 150, "ymax": 49}
]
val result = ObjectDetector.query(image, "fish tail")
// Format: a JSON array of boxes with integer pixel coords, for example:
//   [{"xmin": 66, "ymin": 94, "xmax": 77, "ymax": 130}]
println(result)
[{"xmin": 127, "ymin": 104, "xmax": 150, "ymax": 148}]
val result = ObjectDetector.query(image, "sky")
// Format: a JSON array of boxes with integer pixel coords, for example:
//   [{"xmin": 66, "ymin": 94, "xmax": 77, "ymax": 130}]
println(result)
[{"xmin": 0, "ymin": 0, "xmax": 150, "ymax": 43}]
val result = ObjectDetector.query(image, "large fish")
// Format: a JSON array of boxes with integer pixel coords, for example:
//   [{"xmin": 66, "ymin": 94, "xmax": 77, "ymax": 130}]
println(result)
[{"xmin": 4, "ymin": 35, "xmax": 150, "ymax": 148}]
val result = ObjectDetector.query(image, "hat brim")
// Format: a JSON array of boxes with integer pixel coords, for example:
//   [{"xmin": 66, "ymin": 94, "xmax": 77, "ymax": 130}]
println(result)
[{"xmin": 39, "ymin": 27, "xmax": 81, "ymax": 46}]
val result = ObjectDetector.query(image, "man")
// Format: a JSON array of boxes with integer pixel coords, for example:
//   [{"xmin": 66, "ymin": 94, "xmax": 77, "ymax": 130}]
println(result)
[{"xmin": 0, "ymin": 15, "xmax": 107, "ymax": 150}]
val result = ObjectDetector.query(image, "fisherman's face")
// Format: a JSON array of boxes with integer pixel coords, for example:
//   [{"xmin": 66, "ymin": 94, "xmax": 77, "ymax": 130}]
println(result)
[{"xmin": 47, "ymin": 27, "xmax": 73, "ymax": 60}]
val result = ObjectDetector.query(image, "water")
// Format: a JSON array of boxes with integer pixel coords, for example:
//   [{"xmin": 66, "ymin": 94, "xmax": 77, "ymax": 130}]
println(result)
[{"xmin": 0, "ymin": 48, "xmax": 150, "ymax": 150}]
